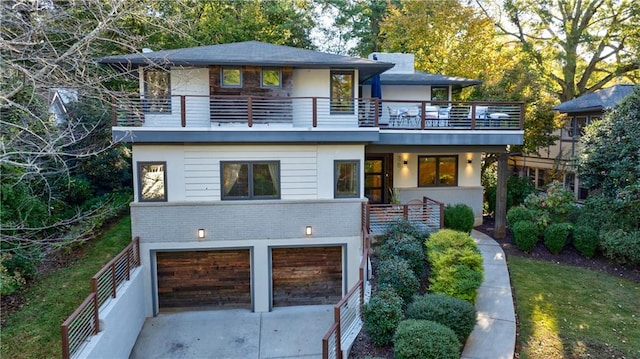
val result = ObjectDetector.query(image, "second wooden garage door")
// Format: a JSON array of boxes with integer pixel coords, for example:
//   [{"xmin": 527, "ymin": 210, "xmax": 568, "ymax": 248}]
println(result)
[
  {"xmin": 271, "ymin": 246, "xmax": 342, "ymax": 307},
  {"xmin": 157, "ymin": 249, "xmax": 251, "ymax": 310}
]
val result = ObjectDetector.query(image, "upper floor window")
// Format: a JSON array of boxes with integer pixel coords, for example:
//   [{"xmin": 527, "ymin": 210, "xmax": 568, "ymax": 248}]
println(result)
[
  {"xmin": 144, "ymin": 70, "xmax": 171, "ymax": 113},
  {"xmin": 418, "ymin": 156, "xmax": 458, "ymax": 187},
  {"xmin": 335, "ymin": 160, "xmax": 360, "ymax": 198},
  {"xmin": 221, "ymin": 161, "xmax": 280, "ymax": 200},
  {"xmin": 222, "ymin": 67, "xmax": 242, "ymax": 87},
  {"xmin": 431, "ymin": 87, "xmax": 448, "ymax": 101},
  {"xmin": 330, "ymin": 70, "xmax": 354, "ymax": 114},
  {"xmin": 261, "ymin": 68, "xmax": 281, "ymax": 88},
  {"xmin": 138, "ymin": 162, "xmax": 167, "ymax": 202}
]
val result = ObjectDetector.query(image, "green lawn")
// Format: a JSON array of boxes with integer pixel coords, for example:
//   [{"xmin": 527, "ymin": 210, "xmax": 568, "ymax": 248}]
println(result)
[
  {"xmin": 0, "ymin": 215, "xmax": 132, "ymax": 359},
  {"xmin": 509, "ymin": 256, "xmax": 640, "ymax": 359}
]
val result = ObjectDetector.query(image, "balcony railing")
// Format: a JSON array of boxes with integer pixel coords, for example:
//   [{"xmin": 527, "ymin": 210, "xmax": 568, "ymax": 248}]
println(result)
[
  {"xmin": 111, "ymin": 94, "xmax": 524, "ymax": 131},
  {"xmin": 61, "ymin": 237, "xmax": 140, "ymax": 359},
  {"xmin": 365, "ymin": 197, "xmax": 444, "ymax": 236}
]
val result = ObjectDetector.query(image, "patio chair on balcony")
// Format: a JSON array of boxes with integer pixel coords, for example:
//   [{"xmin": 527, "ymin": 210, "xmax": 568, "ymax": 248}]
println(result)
[
  {"xmin": 387, "ymin": 106, "xmax": 406, "ymax": 127},
  {"xmin": 399, "ymin": 107, "xmax": 420, "ymax": 127}
]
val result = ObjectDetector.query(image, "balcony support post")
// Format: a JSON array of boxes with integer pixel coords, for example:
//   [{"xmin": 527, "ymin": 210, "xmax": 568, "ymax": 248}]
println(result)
[
  {"xmin": 312, "ymin": 97, "xmax": 318, "ymax": 127},
  {"xmin": 180, "ymin": 96, "xmax": 186, "ymax": 127},
  {"xmin": 494, "ymin": 152, "xmax": 508, "ymax": 238},
  {"xmin": 247, "ymin": 97, "xmax": 253, "ymax": 127}
]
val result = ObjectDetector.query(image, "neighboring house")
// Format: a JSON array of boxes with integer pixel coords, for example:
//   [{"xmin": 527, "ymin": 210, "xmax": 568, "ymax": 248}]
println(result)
[
  {"xmin": 511, "ymin": 84, "xmax": 636, "ymax": 200},
  {"xmin": 98, "ymin": 41, "xmax": 524, "ymax": 316},
  {"xmin": 44, "ymin": 88, "xmax": 77, "ymax": 124}
]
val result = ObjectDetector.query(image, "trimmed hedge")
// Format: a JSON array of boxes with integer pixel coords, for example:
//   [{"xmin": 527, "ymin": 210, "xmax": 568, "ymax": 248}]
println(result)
[
  {"xmin": 425, "ymin": 229, "xmax": 484, "ymax": 303},
  {"xmin": 511, "ymin": 220, "xmax": 538, "ymax": 252},
  {"xmin": 573, "ymin": 225, "xmax": 599, "ymax": 258},
  {"xmin": 393, "ymin": 319, "xmax": 460, "ymax": 359},
  {"xmin": 363, "ymin": 288, "xmax": 404, "ymax": 346},
  {"xmin": 544, "ymin": 223, "xmax": 571, "ymax": 254},
  {"xmin": 378, "ymin": 219, "xmax": 429, "ymax": 245},
  {"xmin": 406, "ymin": 293, "xmax": 476, "ymax": 342},
  {"xmin": 600, "ymin": 229, "xmax": 640, "ymax": 266},
  {"xmin": 378, "ymin": 233, "xmax": 425, "ymax": 277},
  {"xmin": 443, "ymin": 203, "xmax": 475, "ymax": 233},
  {"xmin": 376, "ymin": 256, "xmax": 419, "ymax": 304},
  {"xmin": 507, "ymin": 205, "xmax": 535, "ymax": 227}
]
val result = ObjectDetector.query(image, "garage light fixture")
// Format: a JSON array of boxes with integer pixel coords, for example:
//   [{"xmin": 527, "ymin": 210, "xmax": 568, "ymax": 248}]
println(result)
[
  {"xmin": 197, "ymin": 228, "xmax": 206, "ymax": 239},
  {"xmin": 305, "ymin": 226, "xmax": 313, "ymax": 236}
]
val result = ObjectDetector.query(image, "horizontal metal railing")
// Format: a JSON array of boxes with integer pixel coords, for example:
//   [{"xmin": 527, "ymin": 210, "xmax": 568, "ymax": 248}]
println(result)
[
  {"xmin": 111, "ymin": 94, "xmax": 524, "ymax": 131},
  {"xmin": 367, "ymin": 196, "xmax": 444, "ymax": 236},
  {"xmin": 61, "ymin": 237, "xmax": 140, "ymax": 359},
  {"xmin": 322, "ymin": 224, "xmax": 371, "ymax": 359}
]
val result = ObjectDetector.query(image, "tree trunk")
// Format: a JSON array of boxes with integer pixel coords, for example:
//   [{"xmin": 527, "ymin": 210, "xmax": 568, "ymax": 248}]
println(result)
[{"xmin": 494, "ymin": 152, "xmax": 508, "ymax": 239}]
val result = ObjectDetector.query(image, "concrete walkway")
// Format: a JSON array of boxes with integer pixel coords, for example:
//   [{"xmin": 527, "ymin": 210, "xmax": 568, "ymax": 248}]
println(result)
[{"xmin": 462, "ymin": 230, "xmax": 516, "ymax": 359}]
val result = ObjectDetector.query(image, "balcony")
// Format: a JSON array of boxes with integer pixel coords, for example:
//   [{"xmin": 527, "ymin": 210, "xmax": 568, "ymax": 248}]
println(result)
[{"xmin": 111, "ymin": 94, "xmax": 524, "ymax": 131}]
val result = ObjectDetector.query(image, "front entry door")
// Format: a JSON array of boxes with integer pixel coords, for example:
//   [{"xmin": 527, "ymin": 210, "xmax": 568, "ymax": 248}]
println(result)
[{"xmin": 365, "ymin": 154, "xmax": 393, "ymax": 204}]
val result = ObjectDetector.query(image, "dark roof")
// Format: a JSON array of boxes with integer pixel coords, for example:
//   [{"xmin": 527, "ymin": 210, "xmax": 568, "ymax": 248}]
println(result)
[
  {"xmin": 553, "ymin": 84, "xmax": 637, "ymax": 113},
  {"xmin": 364, "ymin": 71, "xmax": 482, "ymax": 89},
  {"xmin": 97, "ymin": 41, "xmax": 394, "ymax": 82}
]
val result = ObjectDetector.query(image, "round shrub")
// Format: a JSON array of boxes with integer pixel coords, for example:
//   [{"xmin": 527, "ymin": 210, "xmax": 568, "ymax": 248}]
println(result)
[
  {"xmin": 507, "ymin": 206, "xmax": 535, "ymax": 227},
  {"xmin": 511, "ymin": 220, "xmax": 539, "ymax": 253},
  {"xmin": 600, "ymin": 229, "xmax": 640, "ymax": 266},
  {"xmin": 393, "ymin": 319, "xmax": 460, "ymax": 359},
  {"xmin": 543, "ymin": 223, "xmax": 571, "ymax": 254},
  {"xmin": 428, "ymin": 263, "xmax": 483, "ymax": 303},
  {"xmin": 379, "ymin": 233, "xmax": 425, "ymax": 277},
  {"xmin": 444, "ymin": 203, "xmax": 475, "ymax": 233},
  {"xmin": 426, "ymin": 229, "xmax": 478, "ymax": 253},
  {"xmin": 376, "ymin": 256, "xmax": 419, "ymax": 304},
  {"xmin": 363, "ymin": 288, "xmax": 404, "ymax": 346},
  {"xmin": 573, "ymin": 225, "xmax": 599, "ymax": 258},
  {"xmin": 406, "ymin": 293, "xmax": 476, "ymax": 342},
  {"xmin": 378, "ymin": 219, "xmax": 429, "ymax": 245}
]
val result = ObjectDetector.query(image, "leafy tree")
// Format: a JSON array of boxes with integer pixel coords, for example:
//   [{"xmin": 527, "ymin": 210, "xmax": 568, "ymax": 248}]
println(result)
[
  {"xmin": 145, "ymin": 0, "xmax": 317, "ymax": 50},
  {"xmin": 483, "ymin": 0, "xmax": 640, "ymax": 101},
  {"xmin": 577, "ymin": 86, "xmax": 640, "ymax": 228}
]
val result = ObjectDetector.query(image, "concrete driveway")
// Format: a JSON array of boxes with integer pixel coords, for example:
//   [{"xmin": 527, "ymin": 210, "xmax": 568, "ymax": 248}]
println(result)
[{"xmin": 129, "ymin": 305, "xmax": 334, "ymax": 359}]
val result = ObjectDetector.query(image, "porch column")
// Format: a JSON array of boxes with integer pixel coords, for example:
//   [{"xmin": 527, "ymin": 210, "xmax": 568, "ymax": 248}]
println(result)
[{"xmin": 494, "ymin": 152, "xmax": 508, "ymax": 239}]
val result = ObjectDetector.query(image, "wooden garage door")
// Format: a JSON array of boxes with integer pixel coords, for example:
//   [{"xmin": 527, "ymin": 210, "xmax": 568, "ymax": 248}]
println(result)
[
  {"xmin": 157, "ymin": 249, "xmax": 251, "ymax": 310},
  {"xmin": 272, "ymin": 246, "xmax": 342, "ymax": 307}
]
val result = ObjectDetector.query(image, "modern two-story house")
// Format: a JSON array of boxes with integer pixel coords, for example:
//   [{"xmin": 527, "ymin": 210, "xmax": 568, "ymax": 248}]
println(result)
[
  {"xmin": 98, "ymin": 41, "xmax": 524, "ymax": 317},
  {"xmin": 511, "ymin": 84, "xmax": 636, "ymax": 200}
]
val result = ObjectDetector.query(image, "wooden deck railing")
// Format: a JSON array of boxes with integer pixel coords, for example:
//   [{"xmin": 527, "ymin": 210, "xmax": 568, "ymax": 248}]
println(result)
[
  {"xmin": 111, "ymin": 94, "xmax": 524, "ymax": 131},
  {"xmin": 61, "ymin": 237, "xmax": 141, "ymax": 359}
]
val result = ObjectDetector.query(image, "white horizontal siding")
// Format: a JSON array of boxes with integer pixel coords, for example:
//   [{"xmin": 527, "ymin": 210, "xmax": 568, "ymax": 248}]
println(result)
[{"xmin": 183, "ymin": 146, "xmax": 318, "ymax": 201}]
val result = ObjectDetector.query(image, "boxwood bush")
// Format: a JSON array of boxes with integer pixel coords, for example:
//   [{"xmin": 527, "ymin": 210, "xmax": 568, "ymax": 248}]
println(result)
[
  {"xmin": 425, "ymin": 229, "xmax": 483, "ymax": 303},
  {"xmin": 406, "ymin": 293, "xmax": 476, "ymax": 342},
  {"xmin": 393, "ymin": 319, "xmax": 460, "ymax": 359},
  {"xmin": 507, "ymin": 205, "xmax": 535, "ymax": 227},
  {"xmin": 443, "ymin": 203, "xmax": 475, "ymax": 233},
  {"xmin": 376, "ymin": 256, "xmax": 419, "ymax": 304},
  {"xmin": 363, "ymin": 288, "xmax": 404, "ymax": 346},
  {"xmin": 378, "ymin": 233, "xmax": 425, "ymax": 277},
  {"xmin": 377, "ymin": 219, "xmax": 429, "ymax": 245},
  {"xmin": 573, "ymin": 225, "xmax": 599, "ymax": 258},
  {"xmin": 511, "ymin": 220, "xmax": 538, "ymax": 252},
  {"xmin": 600, "ymin": 229, "xmax": 640, "ymax": 266},
  {"xmin": 544, "ymin": 223, "xmax": 572, "ymax": 254}
]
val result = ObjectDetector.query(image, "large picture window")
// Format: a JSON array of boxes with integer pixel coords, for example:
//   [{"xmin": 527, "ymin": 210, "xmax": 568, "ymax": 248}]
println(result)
[
  {"xmin": 138, "ymin": 162, "xmax": 167, "ymax": 201},
  {"xmin": 143, "ymin": 70, "xmax": 171, "ymax": 113},
  {"xmin": 330, "ymin": 71, "xmax": 354, "ymax": 114},
  {"xmin": 221, "ymin": 161, "xmax": 280, "ymax": 200},
  {"xmin": 222, "ymin": 67, "xmax": 242, "ymax": 88},
  {"xmin": 418, "ymin": 156, "xmax": 458, "ymax": 187},
  {"xmin": 335, "ymin": 160, "xmax": 360, "ymax": 198}
]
